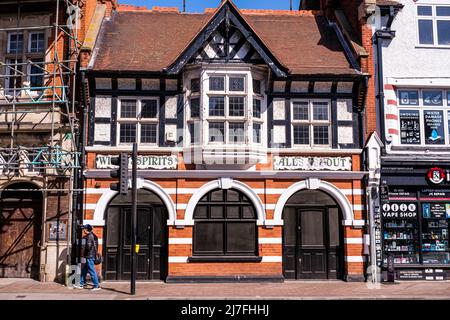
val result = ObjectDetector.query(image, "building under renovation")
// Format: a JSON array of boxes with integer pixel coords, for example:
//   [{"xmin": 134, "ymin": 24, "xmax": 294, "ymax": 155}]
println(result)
[{"xmin": 0, "ymin": 0, "xmax": 100, "ymax": 282}]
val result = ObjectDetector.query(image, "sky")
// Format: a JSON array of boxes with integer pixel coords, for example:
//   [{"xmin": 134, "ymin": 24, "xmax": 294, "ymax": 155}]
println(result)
[{"xmin": 119, "ymin": 0, "xmax": 302, "ymax": 12}]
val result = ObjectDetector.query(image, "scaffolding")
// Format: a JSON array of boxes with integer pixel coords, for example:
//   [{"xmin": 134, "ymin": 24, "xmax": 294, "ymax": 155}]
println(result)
[{"xmin": 0, "ymin": 0, "xmax": 83, "ymax": 184}]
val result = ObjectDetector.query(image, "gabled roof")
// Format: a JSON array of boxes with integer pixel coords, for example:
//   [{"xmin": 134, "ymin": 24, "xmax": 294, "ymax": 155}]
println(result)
[
  {"xmin": 165, "ymin": 0, "xmax": 288, "ymax": 77},
  {"xmin": 91, "ymin": 2, "xmax": 358, "ymax": 76}
]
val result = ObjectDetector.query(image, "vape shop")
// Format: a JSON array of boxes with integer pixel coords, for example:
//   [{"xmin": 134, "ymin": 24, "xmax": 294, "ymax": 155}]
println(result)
[{"xmin": 379, "ymin": 165, "xmax": 450, "ymax": 280}]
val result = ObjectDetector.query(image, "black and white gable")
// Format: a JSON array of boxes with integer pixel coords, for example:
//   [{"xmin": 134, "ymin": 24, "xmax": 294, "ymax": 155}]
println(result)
[
  {"xmin": 192, "ymin": 26, "xmax": 263, "ymax": 63},
  {"xmin": 166, "ymin": 0, "xmax": 288, "ymax": 77}
]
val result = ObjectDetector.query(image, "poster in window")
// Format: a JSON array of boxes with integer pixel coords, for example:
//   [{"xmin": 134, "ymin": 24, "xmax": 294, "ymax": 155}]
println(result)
[
  {"xmin": 400, "ymin": 110, "xmax": 421, "ymax": 144},
  {"xmin": 422, "ymin": 203, "xmax": 446, "ymax": 219},
  {"xmin": 423, "ymin": 90, "xmax": 443, "ymax": 106},
  {"xmin": 424, "ymin": 110, "xmax": 445, "ymax": 145},
  {"xmin": 399, "ymin": 90, "xmax": 419, "ymax": 105}
]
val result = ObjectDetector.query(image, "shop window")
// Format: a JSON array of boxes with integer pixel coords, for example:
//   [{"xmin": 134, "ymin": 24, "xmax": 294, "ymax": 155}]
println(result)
[
  {"xmin": 417, "ymin": 5, "xmax": 450, "ymax": 46},
  {"xmin": 193, "ymin": 189, "xmax": 258, "ymax": 257},
  {"xmin": 398, "ymin": 89, "xmax": 450, "ymax": 146},
  {"xmin": 117, "ymin": 98, "xmax": 159, "ymax": 145},
  {"xmin": 381, "ymin": 187, "xmax": 450, "ymax": 266},
  {"xmin": 421, "ymin": 203, "xmax": 450, "ymax": 264},
  {"xmin": 292, "ymin": 100, "xmax": 331, "ymax": 147}
]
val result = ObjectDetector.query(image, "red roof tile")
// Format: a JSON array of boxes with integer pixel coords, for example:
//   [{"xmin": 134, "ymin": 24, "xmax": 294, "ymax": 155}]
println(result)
[{"xmin": 92, "ymin": 9, "xmax": 357, "ymax": 76}]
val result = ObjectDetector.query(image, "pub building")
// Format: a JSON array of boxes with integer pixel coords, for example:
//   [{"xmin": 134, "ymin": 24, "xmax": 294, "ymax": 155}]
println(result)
[{"xmin": 80, "ymin": 1, "xmax": 371, "ymax": 282}]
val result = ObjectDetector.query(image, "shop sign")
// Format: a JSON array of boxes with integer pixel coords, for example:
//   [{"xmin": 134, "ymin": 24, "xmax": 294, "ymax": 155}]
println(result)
[
  {"xmin": 422, "ymin": 203, "xmax": 450, "ymax": 219},
  {"xmin": 273, "ymin": 156, "xmax": 352, "ymax": 171},
  {"xmin": 387, "ymin": 188, "xmax": 417, "ymax": 200},
  {"xmin": 96, "ymin": 155, "xmax": 178, "ymax": 170},
  {"xmin": 381, "ymin": 202, "xmax": 417, "ymax": 219},
  {"xmin": 427, "ymin": 167, "xmax": 446, "ymax": 184},
  {"xmin": 420, "ymin": 189, "xmax": 450, "ymax": 200}
]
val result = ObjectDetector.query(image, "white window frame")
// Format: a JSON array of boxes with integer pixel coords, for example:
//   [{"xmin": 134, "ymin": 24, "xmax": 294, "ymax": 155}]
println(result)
[
  {"xmin": 252, "ymin": 81, "xmax": 264, "ymax": 145},
  {"xmin": 187, "ymin": 74, "xmax": 202, "ymax": 145},
  {"xmin": 184, "ymin": 69, "xmax": 267, "ymax": 148},
  {"xmin": 205, "ymin": 73, "xmax": 248, "ymax": 145},
  {"xmin": 397, "ymin": 88, "xmax": 450, "ymax": 147},
  {"xmin": 7, "ymin": 32, "xmax": 23, "ymax": 54},
  {"xmin": 291, "ymin": 99, "xmax": 332, "ymax": 148},
  {"xmin": 416, "ymin": 4, "xmax": 450, "ymax": 48},
  {"xmin": 28, "ymin": 31, "xmax": 45, "ymax": 53},
  {"xmin": 117, "ymin": 97, "xmax": 159, "ymax": 146},
  {"xmin": 5, "ymin": 58, "xmax": 23, "ymax": 95}
]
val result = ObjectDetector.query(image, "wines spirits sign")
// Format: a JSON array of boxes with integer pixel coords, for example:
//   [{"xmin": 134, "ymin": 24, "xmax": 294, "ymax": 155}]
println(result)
[
  {"xmin": 96, "ymin": 155, "xmax": 178, "ymax": 169},
  {"xmin": 274, "ymin": 156, "xmax": 352, "ymax": 171}
]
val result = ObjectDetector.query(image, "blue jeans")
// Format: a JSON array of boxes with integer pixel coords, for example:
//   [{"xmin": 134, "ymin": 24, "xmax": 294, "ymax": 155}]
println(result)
[{"xmin": 80, "ymin": 258, "xmax": 99, "ymax": 288}]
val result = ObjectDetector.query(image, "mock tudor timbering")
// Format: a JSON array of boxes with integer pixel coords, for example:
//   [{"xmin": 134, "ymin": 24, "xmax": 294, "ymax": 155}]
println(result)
[{"xmin": 82, "ymin": 0, "xmax": 370, "ymax": 282}]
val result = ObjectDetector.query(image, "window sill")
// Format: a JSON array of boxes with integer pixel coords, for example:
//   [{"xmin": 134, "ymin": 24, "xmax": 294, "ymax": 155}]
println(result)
[
  {"xmin": 188, "ymin": 256, "xmax": 262, "ymax": 263},
  {"xmin": 415, "ymin": 45, "xmax": 450, "ymax": 50}
]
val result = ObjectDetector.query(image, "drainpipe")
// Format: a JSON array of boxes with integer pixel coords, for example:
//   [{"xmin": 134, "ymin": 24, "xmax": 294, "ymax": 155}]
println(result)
[
  {"xmin": 374, "ymin": 6, "xmax": 397, "ymax": 149},
  {"xmin": 71, "ymin": 69, "xmax": 89, "ymax": 278},
  {"xmin": 368, "ymin": 5, "xmax": 398, "ymax": 283}
]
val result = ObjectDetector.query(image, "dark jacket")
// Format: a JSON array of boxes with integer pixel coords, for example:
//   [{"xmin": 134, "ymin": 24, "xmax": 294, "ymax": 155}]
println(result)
[{"xmin": 83, "ymin": 232, "xmax": 97, "ymax": 259}]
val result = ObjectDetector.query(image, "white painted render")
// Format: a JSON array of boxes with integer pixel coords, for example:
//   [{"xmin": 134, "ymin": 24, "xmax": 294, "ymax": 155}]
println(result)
[
  {"xmin": 380, "ymin": 0, "xmax": 450, "ymax": 81},
  {"xmin": 374, "ymin": 0, "xmax": 450, "ymax": 149}
]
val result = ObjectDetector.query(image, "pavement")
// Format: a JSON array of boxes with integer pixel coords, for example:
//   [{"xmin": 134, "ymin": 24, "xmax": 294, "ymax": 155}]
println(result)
[{"xmin": 0, "ymin": 278, "xmax": 449, "ymax": 300}]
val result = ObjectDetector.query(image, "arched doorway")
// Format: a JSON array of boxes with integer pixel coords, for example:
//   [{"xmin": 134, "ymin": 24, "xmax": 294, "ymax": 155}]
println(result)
[
  {"xmin": 0, "ymin": 182, "xmax": 43, "ymax": 279},
  {"xmin": 282, "ymin": 190, "xmax": 344, "ymax": 280},
  {"xmin": 103, "ymin": 189, "xmax": 168, "ymax": 281}
]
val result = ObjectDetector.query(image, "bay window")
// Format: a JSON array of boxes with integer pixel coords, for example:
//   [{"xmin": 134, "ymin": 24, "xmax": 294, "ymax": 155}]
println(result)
[
  {"xmin": 417, "ymin": 5, "xmax": 450, "ymax": 46},
  {"xmin": 207, "ymin": 75, "xmax": 247, "ymax": 144},
  {"xmin": 252, "ymin": 80, "xmax": 263, "ymax": 145},
  {"xmin": 398, "ymin": 89, "xmax": 450, "ymax": 146},
  {"xmin": 117, "ymin": 98, "xmax": 158, "ymax": 145},
  {"xmin": 292, "ymin": 100, "xmax": 331, "ymax": 147},
  {"xmin": 185, "ymin": 70, "xmax": 266, "ymax": 151}
]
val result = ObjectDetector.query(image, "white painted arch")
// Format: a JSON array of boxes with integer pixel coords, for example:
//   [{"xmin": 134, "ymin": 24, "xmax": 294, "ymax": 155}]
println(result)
[
  {"xmin": 272, "ymin": 179, "xmax": 356, "ymax": 226},
  {"xmin": 86, "ymin": 179, "xmax": 176, "ymax": 226},
  {"xmin": 183, "ymin": 178, "xmax": 265, "ymax": 226}
]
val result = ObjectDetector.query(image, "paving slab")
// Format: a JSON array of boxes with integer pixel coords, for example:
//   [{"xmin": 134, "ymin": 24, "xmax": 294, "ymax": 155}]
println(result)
[{"xmin": 0, "ymin": 279, "xmax": 449, "ymax": 300}]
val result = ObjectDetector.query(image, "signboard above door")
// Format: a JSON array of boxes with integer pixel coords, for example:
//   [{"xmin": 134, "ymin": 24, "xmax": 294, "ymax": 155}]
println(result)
[
  {"xmin": 96, "ymin": 154, "xmax": 178, "ymax": 170},
  {"xmin": 274, "ymin": 156, "xmax": 352, "ymax": 171}
]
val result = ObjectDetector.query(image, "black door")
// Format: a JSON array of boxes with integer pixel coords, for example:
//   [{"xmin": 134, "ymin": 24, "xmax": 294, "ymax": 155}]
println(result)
[
  {"xmin": 104, "ymin": 206, "xmax": 167, "ymax": 281},
  {"xmin": 297, "ymin": 209, "xmax": 327, "ymax": 279},
  {"xmin": 283, "ymin": 207, "xmax": 343, "ymax": 280}
]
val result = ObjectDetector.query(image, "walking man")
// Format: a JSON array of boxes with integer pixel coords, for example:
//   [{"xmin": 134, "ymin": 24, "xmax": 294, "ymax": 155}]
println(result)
[{"xmin": 74, "ymin": 224, "xmax": 101, "ymax": 291}]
